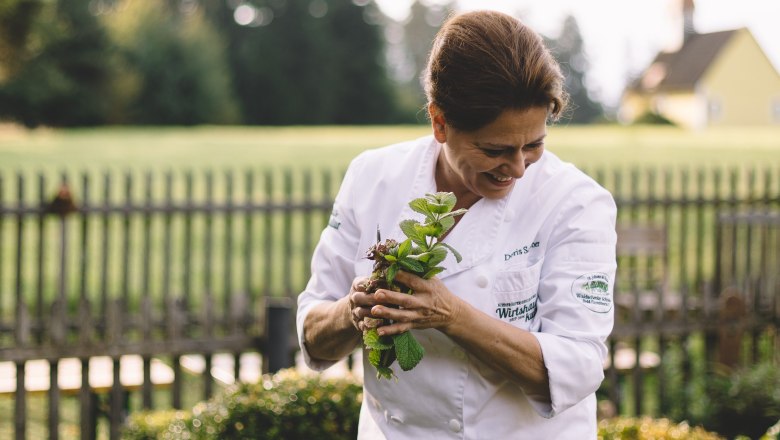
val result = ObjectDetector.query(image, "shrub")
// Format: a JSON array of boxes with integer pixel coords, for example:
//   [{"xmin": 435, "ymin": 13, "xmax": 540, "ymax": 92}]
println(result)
[
  {"xmin": 696, "ymin": 362, "xmax": 780, "ymax": 440},
  {"xmin": 123, "ymin": 369, "xmax": 362, "ymax": 440},
  {"xmin": 124, "ymin": 410, "xmax": 194, "ymax": 440},
  {"xmin": 598, "ymin": 417, "xmax": 723, "ymax": 440}
]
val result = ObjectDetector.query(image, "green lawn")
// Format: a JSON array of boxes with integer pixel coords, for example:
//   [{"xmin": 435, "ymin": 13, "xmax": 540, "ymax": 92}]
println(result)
[{"xmin": 1, "ymin": 123, "xmax": 779, "ymax": 172}]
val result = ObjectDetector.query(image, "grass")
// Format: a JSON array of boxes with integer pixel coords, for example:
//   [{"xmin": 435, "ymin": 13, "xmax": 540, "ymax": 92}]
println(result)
[{"xmin": 1, "ymin": 123, "xmax": 779, "ymax": 172}]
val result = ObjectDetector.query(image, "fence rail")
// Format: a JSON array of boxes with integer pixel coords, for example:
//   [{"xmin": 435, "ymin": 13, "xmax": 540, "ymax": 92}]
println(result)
[{"xmin": 0, "ymin": 165, "xmax": 779, "ymax": 438}]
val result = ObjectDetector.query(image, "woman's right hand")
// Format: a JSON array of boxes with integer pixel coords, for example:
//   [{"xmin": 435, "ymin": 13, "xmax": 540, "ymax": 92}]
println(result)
[{"xmin": 348, "ymin": 276, "xmax": 381, "ymax": 332}]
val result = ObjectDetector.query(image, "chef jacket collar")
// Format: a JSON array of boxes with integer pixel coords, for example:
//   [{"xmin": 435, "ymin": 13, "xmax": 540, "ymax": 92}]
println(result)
[{"xmin": 388, "ymin": 137, "xmax": 512, "ymax": 280}]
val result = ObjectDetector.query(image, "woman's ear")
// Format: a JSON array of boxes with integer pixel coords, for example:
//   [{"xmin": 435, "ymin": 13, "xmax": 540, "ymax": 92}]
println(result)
[{"xmin": 428, "ymin": 103, "xmax": 447, "ymax": 143}]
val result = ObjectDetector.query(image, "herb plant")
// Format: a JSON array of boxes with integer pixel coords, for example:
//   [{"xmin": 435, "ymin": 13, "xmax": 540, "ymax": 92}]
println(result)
[{"xmin": 362, "ymin": 192, "xmax": 467, "ymax": 380}]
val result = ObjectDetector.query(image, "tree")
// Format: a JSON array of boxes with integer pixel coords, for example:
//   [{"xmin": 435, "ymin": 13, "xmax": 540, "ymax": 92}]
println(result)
[
  {"xmin": 0, "ymin": 0, "xmax": 114, "ymax": 127},
  {"xmin": 102, "ymin": 0, "xmax": 239, "ymax": 125},
  {"xmin": 544, "ymin": 15, "xmax": 604, "ymax": 124},
  {"xmin": 0, "ymin": 0, "xmax": 42, "ymax": 79},
  {"xmin": 203, "ymin": 0, "xmax": 404, "ymax": 125},
  {"xmin": 392, "ymin": 0, "xmax": 456, "ymax": 118}
]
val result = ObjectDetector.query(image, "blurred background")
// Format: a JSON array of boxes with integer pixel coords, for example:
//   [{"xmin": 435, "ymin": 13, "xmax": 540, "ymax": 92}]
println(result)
[
  {"xmin": 0, "ymin": 1, "xmax": 779, "ymax": 439},
  {"xmin": 1, "ymin": 0, "xmax": 777, "ymax": 128}
]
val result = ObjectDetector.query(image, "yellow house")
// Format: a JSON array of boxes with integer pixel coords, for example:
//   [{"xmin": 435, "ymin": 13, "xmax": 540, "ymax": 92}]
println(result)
[{"xmin": 619, "ymin": 28, "xmax": 780, "ymax": 129}]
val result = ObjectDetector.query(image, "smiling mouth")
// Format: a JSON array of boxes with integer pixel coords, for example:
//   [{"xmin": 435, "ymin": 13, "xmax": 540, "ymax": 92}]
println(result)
[{"xmin": 485, "ymin": 173, "xmax": 513, "ymax": 183}]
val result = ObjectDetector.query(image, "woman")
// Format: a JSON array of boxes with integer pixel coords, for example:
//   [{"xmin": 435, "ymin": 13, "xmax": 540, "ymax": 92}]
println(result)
[{"xmin": 297, "ymin": 10, "xmax": 616, "ymax": 439}]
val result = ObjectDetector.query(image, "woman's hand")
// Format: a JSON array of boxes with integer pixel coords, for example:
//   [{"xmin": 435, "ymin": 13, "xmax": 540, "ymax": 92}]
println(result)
[
  {"xmin": 369, "ymin": 270, "xmax": 466, "ymax": 336},
  {"xmin": 347, "ymin": 276, "xmax": 381, "ymax": 332}
]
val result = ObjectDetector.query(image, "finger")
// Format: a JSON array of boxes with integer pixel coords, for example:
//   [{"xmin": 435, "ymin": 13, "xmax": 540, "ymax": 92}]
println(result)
[
  {"xmin": 371, "ymin": 304, "xmax": 418, "ymax": 323},
  {"xmin": 392, "ymin": 270, "xmax": 427, "ymax": 291},
  {"xmin": 376, "ymin": 321, "xmax": 413, "ymax": 336},
  {"xmin": 351, "ymin": 276, "xmax": 370, "ymax": 292},
  {"xmin": 374, "ymin": 289, "xmax": 418, "ymax": 308}
]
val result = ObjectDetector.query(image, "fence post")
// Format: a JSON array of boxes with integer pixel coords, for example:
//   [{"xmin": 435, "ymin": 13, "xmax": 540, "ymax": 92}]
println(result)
[
  {"xmin": 718, "ymin": 287, "xmax": 746, "ymax": 368},
  {"xmin": 266, "ymin": 297, "xmax": 295, "ymax": 373}
]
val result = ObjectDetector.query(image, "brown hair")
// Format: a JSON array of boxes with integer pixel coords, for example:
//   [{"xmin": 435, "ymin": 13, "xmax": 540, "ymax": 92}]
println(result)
[{"xmin": 424, "ymin": 10, "xmax": 568, "ymax": 131}]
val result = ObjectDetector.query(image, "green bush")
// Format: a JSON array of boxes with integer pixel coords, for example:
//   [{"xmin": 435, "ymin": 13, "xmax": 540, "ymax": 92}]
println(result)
[
  {"xmin": 696, "ymin": 362, "xmax": 780, "ymax": 440},
  {"xmin": 123, "ymin": 410, "xmax": 194, "ymax": 440},
  {"xmin": 123, "ymin": 369, "xmax": 362, "ymax": 440},
  {"xmin": 598, "ymin": 417, "xmax": 723, "ymax": 439}
]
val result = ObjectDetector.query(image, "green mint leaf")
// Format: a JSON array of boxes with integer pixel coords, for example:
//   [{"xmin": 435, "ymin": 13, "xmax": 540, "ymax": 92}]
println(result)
[
  {"xmin": 399, "ymin": 219, "xmax": 427, "ymax": 248},
  {"xmin": 414, "ymin": 222, "xmax": 442, "ymax": 239},
  {"xmin": 439, "ymin": 216, "xmax": 455, "ymax": 235},
  {"xmin": 368, "ymin": 348, "xmax": 381, "ymax": 367},
  {"xmin": 440, "ymin": 208, "xmax": 468, "ymax": 219},
  {"xmin": 427, "ymin": 192, "xmax": 456, "ymax": 211},
  {"xmin": 386, "ymin": 263, "xmax": 398, "ymax": 284},
  {"xmin": 398, "ymin": 238, "xmax": 411, "ymax": 258},
  {"xmin": 384, "ymin": 254, "xmax": 397, "ymax": 262},
  {"xmin": 439, "ymin": 242, "xmax": 463, "ymax": 263},
  {"xmin": 393, "ymin": 331, "xmax": 425, "ymax": 371},
  {"xmin": 423, "ymin": 266, "xmax": 446, "ymax": 279},
  {"xmin": 425, "ymin": 246, "xmax": 448, "ymax": 267},
  {"xmin": 398, "ymin": 257, "xmax": 424, "ymax": 273},
  {"xmin": 409, "ymin": 198, "xmax": 430, "ymax": 216},
  {"xmin": 376, "ymin": 365, "xmax": 395, "ymax": 380},
  {"xmin": 364, "ymin": 329, "xmax": 393, "ymax": 350},
  {"xmin": 426, "ymin": 202, "xmax": 449, "ymax": 215}
]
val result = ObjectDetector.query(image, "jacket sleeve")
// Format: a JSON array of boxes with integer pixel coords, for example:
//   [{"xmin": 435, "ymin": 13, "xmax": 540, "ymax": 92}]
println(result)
[
  {"xmin": 296, "ymin": 155, "xmax": 364, "ymax": 371},
  {"xmin": 529, "ymin": 184, "xmax": 617, "ymax": 418}
]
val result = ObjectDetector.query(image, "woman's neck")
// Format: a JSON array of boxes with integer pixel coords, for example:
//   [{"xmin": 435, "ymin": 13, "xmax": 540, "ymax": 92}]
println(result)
[{"xmin": 434, "ymin": 149, "xmax": 481, "ymax": 212}]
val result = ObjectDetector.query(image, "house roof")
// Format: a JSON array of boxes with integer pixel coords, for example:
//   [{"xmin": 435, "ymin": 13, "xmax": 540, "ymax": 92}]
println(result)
[{"xmin": 630, "ymin": 29, "xmax": 738, "ymax": 92}]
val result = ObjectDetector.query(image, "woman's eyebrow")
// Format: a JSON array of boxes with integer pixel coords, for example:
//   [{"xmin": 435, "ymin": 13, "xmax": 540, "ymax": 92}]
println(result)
[{"xmin": 476, "ymin": 134, "xmax": 547, "ymax": 149}]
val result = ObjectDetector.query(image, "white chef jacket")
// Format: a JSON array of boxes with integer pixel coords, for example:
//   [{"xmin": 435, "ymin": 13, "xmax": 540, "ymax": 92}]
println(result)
[{"xmin": 297, "ymin": 136, "xmax": 617, "ymax": 439}]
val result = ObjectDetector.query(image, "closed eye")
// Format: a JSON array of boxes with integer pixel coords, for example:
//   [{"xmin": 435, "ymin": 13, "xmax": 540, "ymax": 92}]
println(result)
[
  {"xmin": 481, "ymin": 148, "xmax": 507, "ymax": 158},
  {"xmin": 523, "ymin": 142, "xmax": 544, "ymax": 151}
]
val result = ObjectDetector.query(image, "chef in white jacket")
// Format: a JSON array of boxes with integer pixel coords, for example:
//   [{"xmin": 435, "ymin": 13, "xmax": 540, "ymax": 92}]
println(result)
[{"xmin": 297, "ymin": 10, "xmax": 616, "ymax": 439}]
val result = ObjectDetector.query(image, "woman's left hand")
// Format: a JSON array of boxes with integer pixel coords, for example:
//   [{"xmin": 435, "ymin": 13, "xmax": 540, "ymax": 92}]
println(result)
[{"xmin": 370, "ymin": 270, "xmax": 466, "ymax": 336}]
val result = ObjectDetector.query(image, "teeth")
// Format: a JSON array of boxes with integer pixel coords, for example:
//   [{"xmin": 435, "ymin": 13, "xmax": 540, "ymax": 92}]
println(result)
[{"xmin": 490, "ymin": 174, "xmax": 512, "ymax": 182}]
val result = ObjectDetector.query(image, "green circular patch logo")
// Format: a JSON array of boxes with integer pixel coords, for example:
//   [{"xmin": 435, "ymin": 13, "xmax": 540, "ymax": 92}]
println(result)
[{"xmin": 571, "ymin": 273, "xmax": 612, "ymax": 313}]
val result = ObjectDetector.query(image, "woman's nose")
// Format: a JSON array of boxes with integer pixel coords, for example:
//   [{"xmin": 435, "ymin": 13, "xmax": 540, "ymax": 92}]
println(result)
[{"xmin": 504, "ymin": 151, "xmax": 526, "ymax": 178}]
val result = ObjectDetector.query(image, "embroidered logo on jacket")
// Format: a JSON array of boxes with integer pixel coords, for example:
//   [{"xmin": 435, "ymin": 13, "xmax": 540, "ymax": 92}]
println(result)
[
  {"xmin": 496, "ymin": 294, "xmax": 538, "ymax": 323},
  {"xmin": 571, "ymin": 273, "xmax": 612, "ymax": 313}
]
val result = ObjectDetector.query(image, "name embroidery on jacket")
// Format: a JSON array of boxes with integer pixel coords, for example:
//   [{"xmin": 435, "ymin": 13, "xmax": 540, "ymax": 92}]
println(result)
[{"xmin": 504, "ymin": 241, "xmax": 540, "ymax": 262}]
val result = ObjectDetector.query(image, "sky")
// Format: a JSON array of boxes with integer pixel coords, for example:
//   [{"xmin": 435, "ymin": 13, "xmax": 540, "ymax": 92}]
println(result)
[{"xmin": 374, "ymin": 0, "xmax": 780, "ymax": 109}]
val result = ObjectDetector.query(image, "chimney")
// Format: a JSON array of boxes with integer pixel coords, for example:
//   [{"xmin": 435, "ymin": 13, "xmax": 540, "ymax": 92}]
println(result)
[{"xmin": 683, "ymin": 0, "xmax": 696, "ymax": 44}]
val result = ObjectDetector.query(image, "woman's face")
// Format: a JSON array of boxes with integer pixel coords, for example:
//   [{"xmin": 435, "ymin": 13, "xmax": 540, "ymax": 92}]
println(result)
[{"xmin": 433, "ymin": 106, "xmax": 548, "ymax": 202}]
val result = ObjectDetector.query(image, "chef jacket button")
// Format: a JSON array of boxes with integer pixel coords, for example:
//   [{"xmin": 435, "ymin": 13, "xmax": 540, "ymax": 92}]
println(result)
[
  {"xmin": 504, "ymin": 208, "xmax": 515, "ymax": 222},
  {"xmin": 475, "ymin": 274, "xmax": 489, "ymax": 288},
  {"xmin": 448, "ymin": 419, "xmax": 462, "ymax": 432}
]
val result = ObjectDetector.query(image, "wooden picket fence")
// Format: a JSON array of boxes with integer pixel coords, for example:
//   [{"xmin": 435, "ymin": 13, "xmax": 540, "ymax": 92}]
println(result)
[{"xmin": 0, "ymin": 165, "xmax": 778, "ymax": 438}]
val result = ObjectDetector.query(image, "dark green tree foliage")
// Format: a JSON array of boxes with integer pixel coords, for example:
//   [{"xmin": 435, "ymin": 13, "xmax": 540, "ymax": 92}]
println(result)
[
  {"xmin": 0, "ymin": 0, "xmax": 42, "ymax": 76},
  {"xmin": 544, "ymin": 15, "xmax": 604, "ymax": 124},
  {"xmin": 205, "ymin": 0, "xmax": 403, "ymax": 125},
  {"xmin": 0, "ymin": 0, "xmax": 113, "ymax": 127},
  {"xmin": 105, "ymin": 1, "xmax": 239, "ymax": 125}
]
